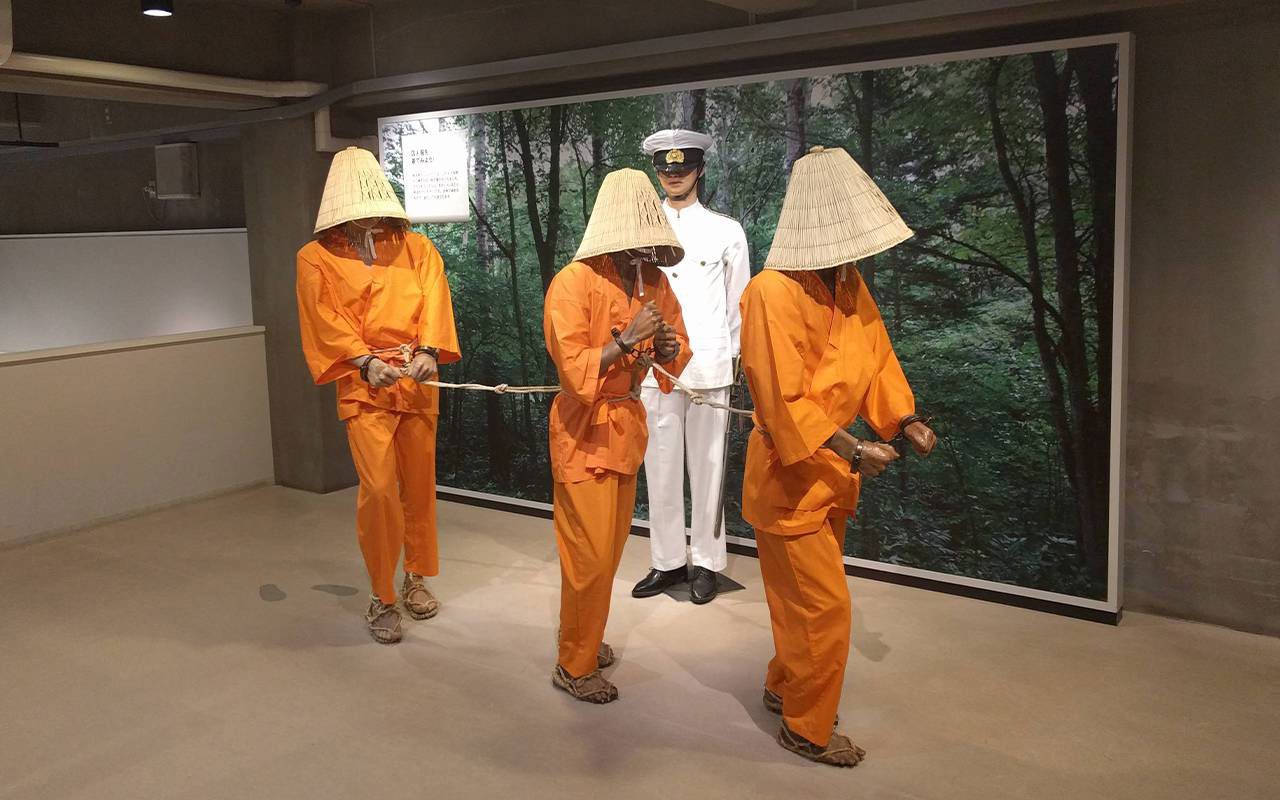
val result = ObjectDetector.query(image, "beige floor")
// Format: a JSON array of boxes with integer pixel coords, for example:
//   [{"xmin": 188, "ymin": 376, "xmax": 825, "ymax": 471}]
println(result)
[{"xmin": 1, "ymin": 486, "xmax": 1278, "ymax": 800}]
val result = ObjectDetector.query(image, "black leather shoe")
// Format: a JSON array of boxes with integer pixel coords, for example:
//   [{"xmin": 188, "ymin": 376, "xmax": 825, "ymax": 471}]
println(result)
[
  {"xmin": 632, "ymin": 567, "xmax": 688, "ymax": 598},
  {"xmin": 689, "ymin": 567, "xmax": 719, "ymax": 604}
]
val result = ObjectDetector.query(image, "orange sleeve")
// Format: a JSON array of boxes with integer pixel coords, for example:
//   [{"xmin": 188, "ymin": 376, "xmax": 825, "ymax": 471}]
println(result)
[
  {"xmin": 296, "ymin": 250, "xmax": 369, "ymax": 385},
  {"xmin": 543, "ymin": 264, "xmax": 603, "ymax": 405},
  {"xmin": 854, "ymin": 274, "xmax": 916, "ymax": 440},
  {"xmin": 653, "ymin": 276, "xmax": 692, "ymax": 392},
  {"xmin": 415, "ymin": 237, "xmax": 461, "ymax": 365},
  {"xmin": 739, "ymin": 274, "xmax": 840, "ymax": 466}
]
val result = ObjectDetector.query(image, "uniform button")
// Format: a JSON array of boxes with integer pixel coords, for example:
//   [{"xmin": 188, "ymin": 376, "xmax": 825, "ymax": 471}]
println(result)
[
  {"xmin": 672, "ymin": 272, "xmax": 679, "ymax": 278},
  {"xmin": 699, "ymin": 260, "xmax": 706, "ymax": 266}
]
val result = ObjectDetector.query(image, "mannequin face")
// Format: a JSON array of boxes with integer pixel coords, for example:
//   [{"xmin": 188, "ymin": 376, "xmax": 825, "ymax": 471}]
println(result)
[
  {"xmin": 656, "ymin": 166, "xmax": 701, "ymax": 201},
  {"xmin": 620, "ymin": 247, "xmax": 658, "ymax": 268}
]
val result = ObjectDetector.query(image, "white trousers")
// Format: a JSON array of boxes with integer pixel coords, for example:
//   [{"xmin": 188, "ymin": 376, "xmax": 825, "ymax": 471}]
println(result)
[{"xmin": 640, "ymin": 385, "xmax": 729, "ymax": 572}]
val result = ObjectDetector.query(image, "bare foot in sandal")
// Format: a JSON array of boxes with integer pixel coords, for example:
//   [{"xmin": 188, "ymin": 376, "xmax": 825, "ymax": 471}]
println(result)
[
  {"xmin": 552, "ymin": 664, "xmax": 619, "ymax": 704},
  {"xmin": 777, "ymin": 722, "xmax": 866, "ymax": 767},
  {"xmin": 364, "ymin": 595, "xmax": 402, "ymax": 645},
  {"xmin": 401, "ymin": 572, "xmax": 439, "ymax": 620}
]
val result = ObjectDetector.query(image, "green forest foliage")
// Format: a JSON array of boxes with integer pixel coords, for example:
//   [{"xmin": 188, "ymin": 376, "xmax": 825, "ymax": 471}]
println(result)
[{"xmin": 380, "ymin": 45, "xmax": 1119, "ymax": 599}]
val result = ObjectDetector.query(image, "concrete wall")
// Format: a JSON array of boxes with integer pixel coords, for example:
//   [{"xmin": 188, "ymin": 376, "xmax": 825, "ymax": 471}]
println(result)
[
  {"xmin": 0, "ymin": 328, "xmax": 274, "ymax": 546},
  {"xmin": 0, "ymin": 134, "xmax": 246, "ymax": 235},
  {"xmin": 241, "ymin": 116, "xmax": 356, "ymax": 494},
  {"xmin": 0, "ymin": 229, "xmax": 253, "ymax": 352},
  {"xmin": 1122, "ymin": 3, "xmax": 1280, "ymax": 636}
]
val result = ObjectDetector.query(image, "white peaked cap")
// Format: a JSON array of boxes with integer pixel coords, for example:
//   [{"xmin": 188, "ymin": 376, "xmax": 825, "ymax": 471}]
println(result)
[{"xmin": 642, "ymin": 128, "xmax": 714, "ymax": 155}]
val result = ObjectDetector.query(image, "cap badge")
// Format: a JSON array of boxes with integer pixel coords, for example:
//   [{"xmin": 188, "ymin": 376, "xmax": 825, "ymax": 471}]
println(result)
[{"xmin": 665, "ymin": 148, "xmax": 686, "ymax": 165}]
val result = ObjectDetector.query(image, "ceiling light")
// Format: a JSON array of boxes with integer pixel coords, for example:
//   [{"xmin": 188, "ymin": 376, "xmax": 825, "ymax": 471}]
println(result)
[{"xmin": 141, "ymin": 1, "xmax": 174, "ymax": 17}]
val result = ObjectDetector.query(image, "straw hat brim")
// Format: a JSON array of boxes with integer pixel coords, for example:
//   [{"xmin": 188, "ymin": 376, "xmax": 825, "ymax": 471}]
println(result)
[
  {"xmin": 763, "ymin": 146, "xmax": 913, "ymax": 271},
  {"xmin": 574, "ymin": 168, "xmax": 684, "ymax": 268}
]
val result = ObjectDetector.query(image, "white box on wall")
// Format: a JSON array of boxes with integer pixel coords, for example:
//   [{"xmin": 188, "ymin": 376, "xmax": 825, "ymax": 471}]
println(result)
[{"xmin": 155, "ymin": 142, "xmax": 200, "ymax": 199}]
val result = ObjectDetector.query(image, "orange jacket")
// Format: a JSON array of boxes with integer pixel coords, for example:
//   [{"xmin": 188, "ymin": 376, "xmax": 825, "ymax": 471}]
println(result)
[
  {"xmin": 296, "ymin": 230, "xmax": 461, "ymax": 420},
  {"xmin": 740, "ymin": 268, "xmax": 915, "ymax": 535},
  {"xmin": 544, "ymin": 255, "xmax": 691, "ymax": 484}
]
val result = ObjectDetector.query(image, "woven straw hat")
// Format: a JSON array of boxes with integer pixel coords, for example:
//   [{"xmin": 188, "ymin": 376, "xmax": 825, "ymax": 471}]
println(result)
[
  {"xmin": 313, "ymin": 146, "xmax": 409, "ymax": 234},
  {"xmin": 763, "ymin": 146, "xmax": 913, "ymax": 271},
  {"xmin": 574, "ymin": 168, "xmax": 684, "ymax": 267}
]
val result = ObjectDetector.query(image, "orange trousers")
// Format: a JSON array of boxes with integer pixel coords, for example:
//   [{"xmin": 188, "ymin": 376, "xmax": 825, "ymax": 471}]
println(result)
[
  {"xmin": 756, "ymin": 511, "xmax": 851, "ymax": 747},
  {"xmin": 346, "ymin": 409, "xmax": 440, "ymax": 605},
  {"xmin": 553, "ymin": 472, "xmax": 637, "ymax": 678}
]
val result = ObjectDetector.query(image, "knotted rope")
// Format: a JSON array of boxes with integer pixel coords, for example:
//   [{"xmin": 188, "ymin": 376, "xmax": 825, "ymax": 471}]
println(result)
[{"xmin": 376, "ymin": 342, "xmax": 754, "ymax": 416}]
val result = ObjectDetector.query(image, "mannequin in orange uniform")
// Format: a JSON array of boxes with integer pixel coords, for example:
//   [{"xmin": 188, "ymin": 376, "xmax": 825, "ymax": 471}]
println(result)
[
  {"xmin": 544, "ymin": 168, "xmax": 691, "ymax": 703},
  {"xmin": 740, "ymin": 147, "xmax": 937, "ymax": 766},
  {"xmin": 296, "ymin": 147, "xmax": 460, "ymax": 645}
]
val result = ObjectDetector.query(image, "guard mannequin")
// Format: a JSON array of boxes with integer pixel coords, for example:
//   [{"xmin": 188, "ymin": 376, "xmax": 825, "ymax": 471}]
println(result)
[{"xmin": 633, "ymin": 129, "xmax": 751, "ymax": 604}]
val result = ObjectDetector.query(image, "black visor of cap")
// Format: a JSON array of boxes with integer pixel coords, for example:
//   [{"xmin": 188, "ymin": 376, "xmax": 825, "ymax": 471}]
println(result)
[{"xmin": 652, "ymin": 148, "xmax": 705, "ymax": 173}]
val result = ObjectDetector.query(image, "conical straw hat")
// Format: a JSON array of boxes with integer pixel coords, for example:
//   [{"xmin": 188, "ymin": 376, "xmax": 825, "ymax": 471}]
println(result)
[
  {"xmin": 763, "ymin": 146, "xmax": 913, "ymax": 271},
  {"xmin": 313, "ymin": 146, "xmax": 409, "ymax": 233},
  {"xmin": 574, "ymin": 168, "xmax": 683, "ymax": 267}
]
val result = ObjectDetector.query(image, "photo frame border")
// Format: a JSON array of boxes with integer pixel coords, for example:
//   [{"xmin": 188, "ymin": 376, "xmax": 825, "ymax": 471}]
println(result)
[{"xmin": 380, "ymin": 32, "xmax": 1135, "ymax": 619}]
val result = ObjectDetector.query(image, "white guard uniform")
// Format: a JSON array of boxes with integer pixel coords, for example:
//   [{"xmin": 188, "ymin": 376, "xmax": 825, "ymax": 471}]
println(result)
[{"xmin": 641, "ymin": 199, "xmax": 750, "ymax": 572}]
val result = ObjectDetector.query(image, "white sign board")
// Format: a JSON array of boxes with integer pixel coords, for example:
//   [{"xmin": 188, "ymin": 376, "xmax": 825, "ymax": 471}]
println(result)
[{"xmin": 401, "ymin": 130, "xmax": 470, "ymax": 223}]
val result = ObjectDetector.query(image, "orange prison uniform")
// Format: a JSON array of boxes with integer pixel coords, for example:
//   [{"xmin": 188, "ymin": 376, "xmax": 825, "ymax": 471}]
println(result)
[
  {"xmin": 296, "ymin": 230, "xmax": 461, "ymax": 605},
  {"xmin": 739, "ymin": 267, "xmax": 916, "ymax": 746},
  {"xmin": 544, "ymin": 255, "xmax": 691, "ymax": 677}
]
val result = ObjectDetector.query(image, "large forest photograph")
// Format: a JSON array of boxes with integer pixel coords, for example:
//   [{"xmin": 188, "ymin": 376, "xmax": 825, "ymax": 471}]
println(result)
[{"xmin": 379, "ymin": 38, "xmax": 1124, "ymax": 601}]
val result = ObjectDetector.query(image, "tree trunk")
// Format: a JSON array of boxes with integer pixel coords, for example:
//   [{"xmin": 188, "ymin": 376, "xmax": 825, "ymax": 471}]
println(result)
[
  {"xmin": 1032, "ymin": 52, "xmax": 1108, "ymax": 580},
  {"xmin": 471, "ymin": 118, "xmax": 490, "ymax": 269},
  {"xmin": 498, "ymin": 113, "xmax": 534, "ymax": 435},
  {"xmin": 511, "ymin": 108, "xmax": 560, "ymax": 293},
  {"xmin": 591, "ymin": 105, "xmax": 605, "ymax": 194},
  {"xmin": 857, "ymin": 71, "xmax": 877, "ymax": 292},
  {"xmin": 1073, "ymin": 45, "xmax": 1117, "ymax": 415},
  {"xmin": 987, "ymin": 57, "xmax": 1082, "ymax": 549},
  {"xmin": 713, "ymin": 120, "xmax": 737, "ymax": 217},
  {"xmin": 782, "ymin": 78, "xmax": 808, "ymax": 177},
  {"xmin": 484, "ymin": 354, "xmax": 510, "ymax": 488},
  {"xmin": 680, "ymin": 89, "xmax": 707, "ymax": 131}
]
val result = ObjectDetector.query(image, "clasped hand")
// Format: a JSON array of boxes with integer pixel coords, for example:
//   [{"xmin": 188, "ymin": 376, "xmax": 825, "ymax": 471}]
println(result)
[
  {"xmin": 361, "ymin": 353, "xmax": 437, "ymax": 388},
  {"xmin": 622, "ymin": 301, "xmax": 679, "ymax": 362},
  {"xmin": 903, "ymin": 421, "xmax": 937, "ymax": 456}
]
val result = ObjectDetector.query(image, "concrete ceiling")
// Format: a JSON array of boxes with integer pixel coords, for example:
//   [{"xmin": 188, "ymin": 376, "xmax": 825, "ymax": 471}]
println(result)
[
  {"xmin": 705, "ymin": 0, "xmax": 821, "ymax": 10},
  {"xmin": 187, "ymin": 0, "xmax": 379, "ymax": 12},
  {"xmin": 203, "ymin": 0, "xmax": 826, "ymax": 15}
]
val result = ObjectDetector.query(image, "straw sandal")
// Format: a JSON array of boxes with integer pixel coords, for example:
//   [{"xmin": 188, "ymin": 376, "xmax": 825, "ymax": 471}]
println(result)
[
  {"xmin": 401, "ymin": 573, "xmax": 439, "ymax": 620},
  {"xmin": 777, "ymin": 722, "xmax": 865, "ymax": 767},
  {"xmin": 763, "ymin": 688, "xmax": 838, "ymax": 725},
  {"xmin": 552, "ymin": 665, "xmax": 619, "ymax": 704},
  {"xmin": 365, "ymin": 595, "xmax": 403, "ymax": 644}
]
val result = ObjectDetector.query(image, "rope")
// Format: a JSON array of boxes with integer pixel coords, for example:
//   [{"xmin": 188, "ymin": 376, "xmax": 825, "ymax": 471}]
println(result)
[
  {"xmin": 647, "ymin": 360, "xmax": 754, "ymax": 418},
  {"xmin": 373, "ymin": 342, "xmax": 755, "ymax": 415},
  {"xmin": 422, "ymin": 380, "xmax": 561, "ymax": 395}
]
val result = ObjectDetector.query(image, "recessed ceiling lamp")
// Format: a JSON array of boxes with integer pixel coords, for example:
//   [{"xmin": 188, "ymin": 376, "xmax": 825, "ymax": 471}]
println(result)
[{"xmin": 141, "ymin": 0, "xmax": 174, "ymax": 17}]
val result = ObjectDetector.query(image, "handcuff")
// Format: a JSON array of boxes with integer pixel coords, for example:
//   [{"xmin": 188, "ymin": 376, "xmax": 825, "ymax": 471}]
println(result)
[{"xmin": 359, "ymin": 347, "xmax": 439, "ymax": 384}]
